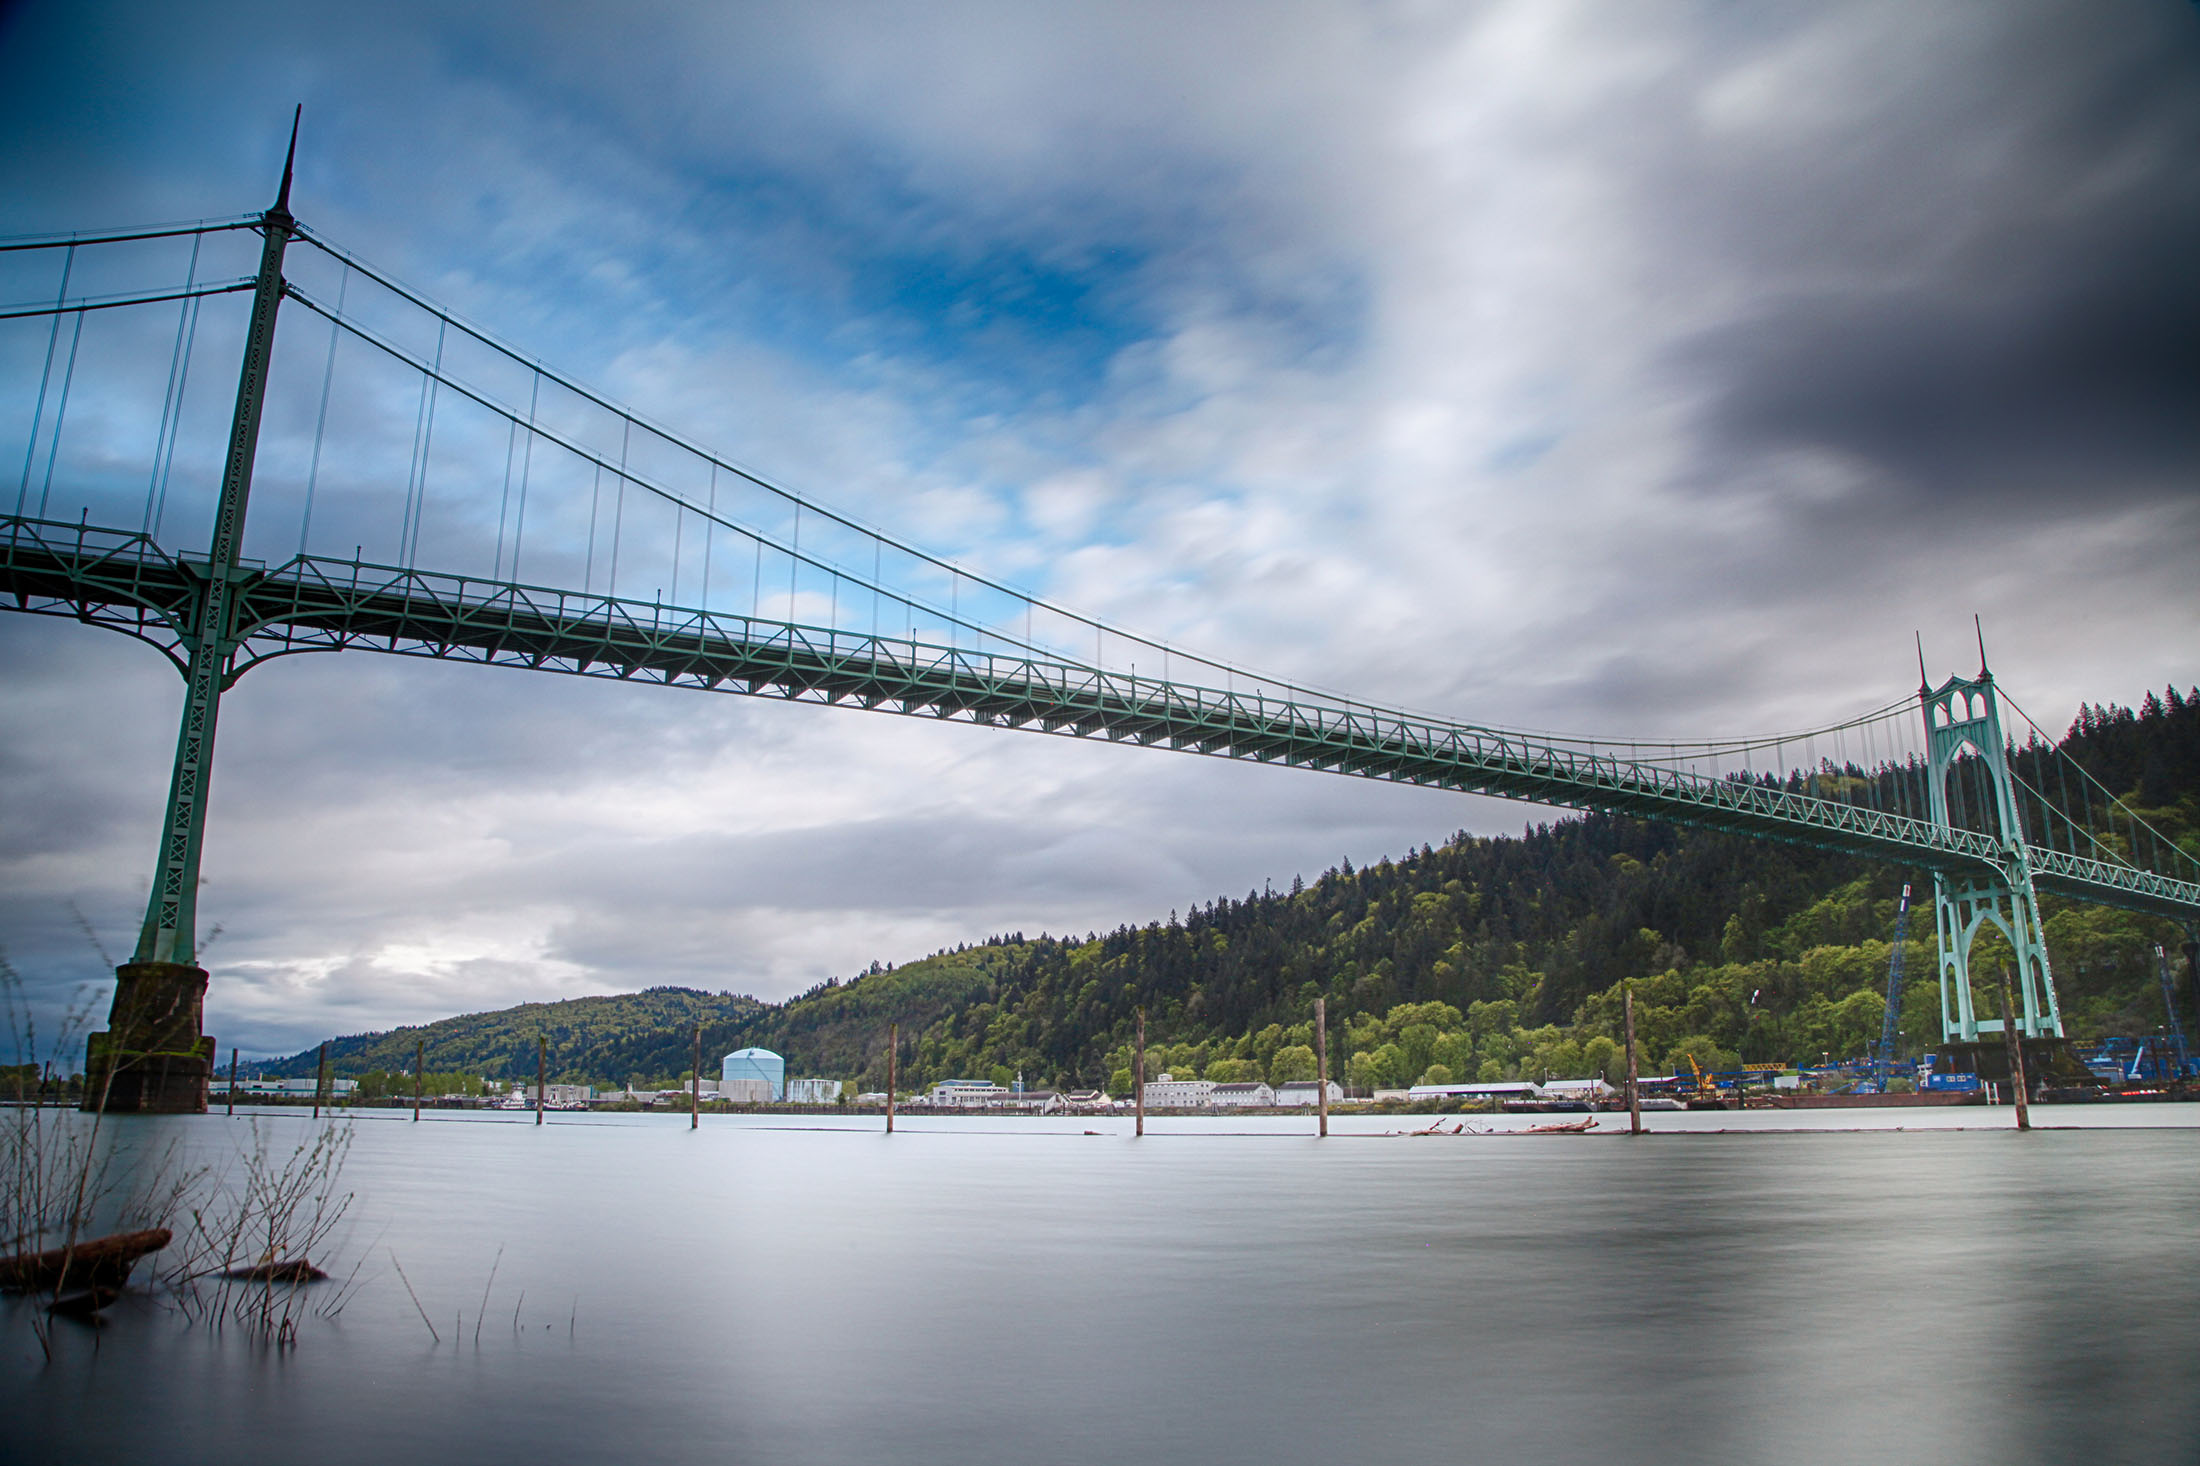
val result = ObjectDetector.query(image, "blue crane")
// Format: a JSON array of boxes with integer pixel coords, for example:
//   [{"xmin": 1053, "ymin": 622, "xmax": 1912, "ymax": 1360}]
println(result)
[
  {"xmin": 1851, "ymin": 884, "xmax": 1912, "ymax": 1093},
  {"xmin": 1876, "ymin": 884, "xmax": 1913, "ymax": 1066},
  {"xmin": 2154, "ymin": 944, "xmax": 2194, "ymax": 1080}
]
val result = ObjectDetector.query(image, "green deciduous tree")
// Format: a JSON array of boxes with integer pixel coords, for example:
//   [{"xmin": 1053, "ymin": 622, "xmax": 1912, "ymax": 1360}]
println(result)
[{"xmin": 1268, "ymin": 1045, "xmax": 1317, "ymax": 1084}]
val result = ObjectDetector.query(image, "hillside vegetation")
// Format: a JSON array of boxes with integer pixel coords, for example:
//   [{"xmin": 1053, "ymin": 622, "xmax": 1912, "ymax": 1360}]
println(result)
[{"xmin": 272, "ymin": 685, "xmax": 2200, "ymax": 1093}]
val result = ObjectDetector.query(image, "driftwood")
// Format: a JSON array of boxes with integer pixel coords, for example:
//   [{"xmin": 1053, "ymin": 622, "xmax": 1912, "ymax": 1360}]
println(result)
[
  {"xmin": 1404, "ymin": 1117, "xmax": 1597, "ymax": 1136},
  {"xmin": 45, "ymin": 1285, "xmax": 122, "ymax": 1317},
  {"xmin": 0, "ymin": 1227, "xmax": 172, "ymax": 1292},
  {"xmin": 221, "ymin": 1260, "xmax": 328, "ymax": 1283}
]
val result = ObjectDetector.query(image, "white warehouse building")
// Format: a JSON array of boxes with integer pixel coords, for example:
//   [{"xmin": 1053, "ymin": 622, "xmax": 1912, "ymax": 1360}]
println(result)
[
  {"xmin": 1141, "ymin": 1074, "xmax": 1216, "ymax": 1108},
  {"xmin": 1273, "ymin": 1080, "xmax": 1343, "ymax": 1106}
]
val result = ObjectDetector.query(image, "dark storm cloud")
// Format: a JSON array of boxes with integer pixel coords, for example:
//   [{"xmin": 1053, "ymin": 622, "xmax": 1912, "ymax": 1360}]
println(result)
[
  {"xmin": 5, "ymin": 0, "xmax": 2199, "ymax": 1058},
  {"xmin": 1697, "ymin": 209, "xmax": 2200, "ymax": 509},
  {"xmin": 1682, "ymin": 2, "xmax": 2200, "ymax": 515}
]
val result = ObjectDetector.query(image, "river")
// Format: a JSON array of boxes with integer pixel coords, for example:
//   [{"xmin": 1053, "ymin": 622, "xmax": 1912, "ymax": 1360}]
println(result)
[{"xmin": 5, "ymin": 1104, "xmax": 2197, "ymax": 1464}]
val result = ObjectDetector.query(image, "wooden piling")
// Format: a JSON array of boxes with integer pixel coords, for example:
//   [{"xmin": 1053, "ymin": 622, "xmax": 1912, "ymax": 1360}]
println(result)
[
  {"xmin": 313, "ymin": 1041, "xmax": 328, "ymax": 1119},
  {"xmin": 886, "ymin": 1022, "xmax": 897, "ymax": 1135},
  {"xmin": 536, "ymin": 1036, "xmax": 546, "ymax": 1126},
  {"xmin": 691, "ymin": 1023, "xmax": 701, "ymax": 1131},
  {"xmin": 226, "ymin": 1048, "xmax": 238, "ymax": 1117},
  {"xmin": 1135, "ymin": 1007, "xmax": 1146, "ymax": 1138},
  {"xmin": 1624, "ymin": 981, "xmax": 1643, "ymax": 1136},
  {"xmin": 2000, "ymin": 966, "xmax": 2031, "ymax": 1132},
  {"xmin": 1315, "ymin": 996, "xmax": 1329, "ymax": 1138},
  {"xmin": 413, "ymin": 1038, "xmax": 423, "ymax": 1122}
]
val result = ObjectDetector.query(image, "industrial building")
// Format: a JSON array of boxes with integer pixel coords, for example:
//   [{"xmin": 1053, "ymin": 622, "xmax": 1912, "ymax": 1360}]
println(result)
[
  {"xmin": 1140, "ymin": 1074, "xmax": 1216, "ymax": 1107},
  {"xmin": 722, "ymin": 1047, "xmax": 785, "ymax": 1101},
  {"xmin": 211, "ymin": 1076, "xmax": 358, "ymax": 1098},
  {"xmin": 925, "ymin": 1079, "xmax": 1009, "ymax": 1106}
]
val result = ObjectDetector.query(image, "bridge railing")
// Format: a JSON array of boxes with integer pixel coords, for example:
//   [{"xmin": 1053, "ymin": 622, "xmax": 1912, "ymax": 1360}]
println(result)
[{"xmin": 10, "ymin": 508, "xmax": 2198, "ymax": 920}]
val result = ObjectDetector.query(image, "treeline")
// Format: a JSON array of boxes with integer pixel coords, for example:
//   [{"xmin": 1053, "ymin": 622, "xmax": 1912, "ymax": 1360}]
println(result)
[
  {"xmin": 263, "ymin": 986, "xmax": 765, "ymax": 1086},
  {"xmin": 275, "ymin": 684, "xmax": 2199, "ymax": 1092},
  {"xmin": 2066, "ymin": 688, "xmax": 2200, "ymax": 811}
]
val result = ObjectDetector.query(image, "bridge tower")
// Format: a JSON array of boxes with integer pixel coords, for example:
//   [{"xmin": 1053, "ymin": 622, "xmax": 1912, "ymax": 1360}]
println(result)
[
  {"xmin": 1920, "ymin": 664, "xmax": 2062, "ymax": 1045},
  {"xmin": 81, "ymin": 118, "xmax": 298, "ymax": 1113}
]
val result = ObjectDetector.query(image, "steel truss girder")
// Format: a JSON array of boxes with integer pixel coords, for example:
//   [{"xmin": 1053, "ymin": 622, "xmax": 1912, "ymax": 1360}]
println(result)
[{"xmin": 5, "ymin": 511, "xmax": 2199, "ymax": 926}]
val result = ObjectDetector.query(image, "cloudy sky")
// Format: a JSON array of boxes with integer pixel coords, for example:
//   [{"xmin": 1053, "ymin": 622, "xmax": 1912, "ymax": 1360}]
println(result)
[{"xmin": 2, "ymin": 0, "xmax": 2195, "ymax": 1058}]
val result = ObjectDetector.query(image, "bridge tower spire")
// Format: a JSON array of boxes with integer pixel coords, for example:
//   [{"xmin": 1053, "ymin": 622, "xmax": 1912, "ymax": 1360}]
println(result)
[
  {"xmin": 1919, "ymin": 657, "xmax": 2062, "ymax": 1051},
  {"xmin": 83, "ymin": 109, "xmax": 300, "ymax": 1114}
]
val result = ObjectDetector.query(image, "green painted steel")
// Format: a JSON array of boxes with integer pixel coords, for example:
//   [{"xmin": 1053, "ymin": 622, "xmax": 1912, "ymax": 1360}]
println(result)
[
  {"xmin": 131, "ymin": 173, "xmax": 295, "ymax": 967},
  {"xmin": 1920, "ymin": 671, "xmax": 2060, "ymax": 1042},
  {"xmin": 8, "ymin": 512, "xmax": 2198, "ymax": 927}
]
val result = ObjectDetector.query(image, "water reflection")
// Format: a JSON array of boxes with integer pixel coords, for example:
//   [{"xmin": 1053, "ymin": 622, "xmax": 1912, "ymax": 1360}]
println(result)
[{"xmin": 5, "ymin": 1107, "xmax": 2196, "ymax": 1465}]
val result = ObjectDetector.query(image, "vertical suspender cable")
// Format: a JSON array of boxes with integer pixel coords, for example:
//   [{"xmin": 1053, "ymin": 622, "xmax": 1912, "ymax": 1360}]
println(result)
[
  {"xmin": 607, "ymin": 417, "xmax": 630, "ymax": 597},
  {"xmin": 1893, "ymin": 732, "xmax": 1908, "ymax": 822},
  {"xmin": 17, "ymin": 245, "xmax": 74, "ymax": 518},
  {"xmin": 34, "ymin": 309, "xmax": 85, "ymax": 519},
  {"xmin": 669, "ymin": 504, "xmax": 684, "ymax": 608},
  {"xmin": 492, "ymin": 416, "xmax": 518, "ymax": 580},
  {"xmin": 150, "ymin": 292, "xmax": 203, "ymax": 542},
  {"xmin": 405, "ymin": 319, "xmax": 447, "ymax": 565},
  {"xmin": 298, "ymin": 265, "xmax": 347, "ymax": 555},
  {"xmin": 399, "ymin": 348, "xmax": 432, "ymax": 562},
  {"xmin": 668, "ymin": 439, "xmax": 687, "ymax": 609},
  {"xmin": 2078, "ymin": 762, "xmax": 2095, "ymax": 855},
  {"xmin": 787, "ymin": 502, "xmax": 800, "ymax": 622},
  {"xmin": 144, "ymin": 233, "xmax": 203, "ymax": 534},
  {"xmin": 2053, "ymin": 749, "xmax": 2071, "ymax": 856},
  {"xmin": 510, "ymin": 372, "xmax": 539, "ymax": 581},
  {"xmin": 701, "ymin": 462, "xmax": 716, "ymax": 609},
  {"xmin": 584, "ymin": 462, "xmax": 603, "ymax": 595},
  {"xmin": 1868, "ymin": 718, "xmax": 1884, "ymax": 814},
  {"xmin": 1859, "ymin": 720, "xmax": 1874, "ymax": 812}
]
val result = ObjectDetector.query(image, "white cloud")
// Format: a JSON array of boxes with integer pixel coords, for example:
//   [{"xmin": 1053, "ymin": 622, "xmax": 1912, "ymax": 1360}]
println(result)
[{"xmin": 2, "ymin": 0, "xmax": 2195, "ymax": 1056}]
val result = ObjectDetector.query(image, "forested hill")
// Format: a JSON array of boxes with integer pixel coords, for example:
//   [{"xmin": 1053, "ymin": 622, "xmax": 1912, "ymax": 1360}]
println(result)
[
  {"xmin": 263, "ymin": 987, "xmax": 766, "ymax": 1085},
  {"xmin": 274, "ymin": 685, "xmax": 2200, "ymax": 1092}
]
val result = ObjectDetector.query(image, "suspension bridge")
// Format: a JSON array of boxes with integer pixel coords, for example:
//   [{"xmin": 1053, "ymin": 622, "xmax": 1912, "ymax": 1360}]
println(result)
[{"xmin": 7, "ymin": 141, "xmax": 2198, "ymax": 1110}]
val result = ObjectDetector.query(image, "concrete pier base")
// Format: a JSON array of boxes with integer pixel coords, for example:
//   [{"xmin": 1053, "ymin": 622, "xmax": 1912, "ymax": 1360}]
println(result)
[
  {"xmin": 81, "ymin": 961, "xmax": 216, "ymax": 1114},
  {"xmin": 1933, "ymin": 1037, "xmax": 2097, "ymax": 1091}
]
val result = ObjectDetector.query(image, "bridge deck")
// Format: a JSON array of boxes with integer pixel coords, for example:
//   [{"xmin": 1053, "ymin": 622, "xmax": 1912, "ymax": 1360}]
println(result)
[{"xmin": 7, "ymin": 515, "xmax": 2196, "ymax": 922}]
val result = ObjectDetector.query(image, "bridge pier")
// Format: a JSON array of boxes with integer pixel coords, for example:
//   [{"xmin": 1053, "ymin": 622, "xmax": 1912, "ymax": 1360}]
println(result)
[
  {"xmin": 83, "ymin": 961, "xmax": 217, "ymax": 1113},
  {"xmin": 77, "ymin": 117, "xmax": 297, "ymax": 1115}
]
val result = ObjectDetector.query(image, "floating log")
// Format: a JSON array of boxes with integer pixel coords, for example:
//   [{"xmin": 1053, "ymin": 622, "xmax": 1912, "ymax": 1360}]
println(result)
[
  {"xmin": 0, "ymin": 1227, "xmax": 172, "ymax": 1292},
  {"xmin": 221, "ymin": 1259, "xmax": 328, "ymax": 1283},
  {"xmin": 1522, "ymin": 1117, "xmax": 1598, "ymax": 1134}
]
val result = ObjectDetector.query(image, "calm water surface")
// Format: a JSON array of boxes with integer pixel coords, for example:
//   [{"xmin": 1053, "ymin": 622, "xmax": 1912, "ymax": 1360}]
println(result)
[{"xmin": 6, "ymin": 1105, "xmax": 2197, "ymax": 1464}]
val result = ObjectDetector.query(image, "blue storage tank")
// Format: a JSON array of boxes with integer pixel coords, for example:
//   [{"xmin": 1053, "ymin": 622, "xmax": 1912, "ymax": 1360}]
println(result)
[{"xmin": 721, "ymin": 1047, "xmax": 785, "ymax": 1100}]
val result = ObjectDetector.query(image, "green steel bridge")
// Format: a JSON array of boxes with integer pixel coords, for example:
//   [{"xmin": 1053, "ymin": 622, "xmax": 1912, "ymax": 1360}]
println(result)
[
  {"xmin": 5, "ymin": 512, "xmax": 2194, "ymax": 923},
  {"xmin": 6, "ymin": 148, "xmax": 2196, "ymax": 1109}
]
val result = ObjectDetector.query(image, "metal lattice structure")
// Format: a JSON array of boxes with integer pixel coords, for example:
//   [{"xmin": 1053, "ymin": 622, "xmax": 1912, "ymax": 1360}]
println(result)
[
  {"xmin": 8, "ymin": 512, "xmax": 2197, "ymax": 930},
  {"xmin": 5, "ymin": 166, "xmax": 2197, "ymax": 1109}
]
